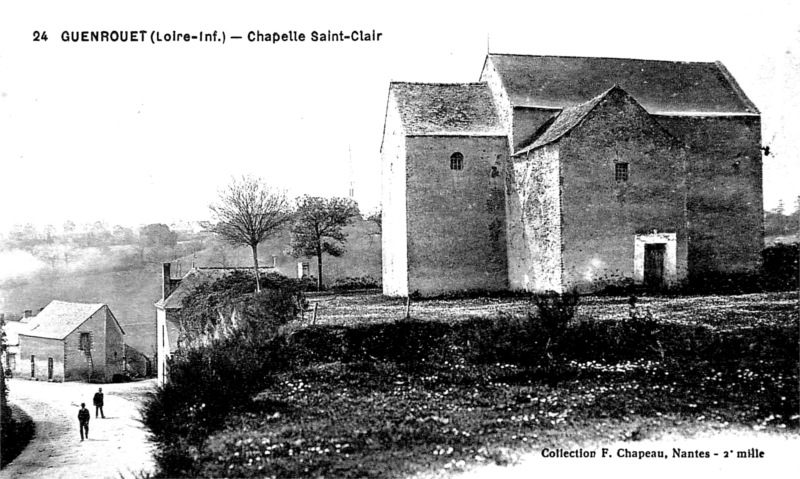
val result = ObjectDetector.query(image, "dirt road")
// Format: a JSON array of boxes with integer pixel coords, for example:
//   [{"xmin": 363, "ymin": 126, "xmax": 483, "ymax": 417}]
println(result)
[{"xmin": 4, "ymin": 378, "xmax": 157, "ymax": 479}]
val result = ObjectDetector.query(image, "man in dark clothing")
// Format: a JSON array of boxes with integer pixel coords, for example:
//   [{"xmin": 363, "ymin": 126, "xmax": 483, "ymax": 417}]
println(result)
[
  {"xmin": 93, "ymin": 387, "xmax": 105, "ymax": 418},
  {"xmin": 78, "ymin": 403, "xmax": 90, "ymax": 441}
]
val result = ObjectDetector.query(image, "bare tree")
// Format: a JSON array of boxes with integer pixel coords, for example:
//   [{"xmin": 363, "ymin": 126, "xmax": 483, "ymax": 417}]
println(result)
[{"xmin": 209, "ymin": 175, "xmax": 291, "ymax": 292}]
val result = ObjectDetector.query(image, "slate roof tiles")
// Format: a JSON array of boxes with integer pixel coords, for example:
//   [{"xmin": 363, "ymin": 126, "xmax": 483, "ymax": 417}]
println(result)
[
  {"xmin": 485, "ymin": 54, "xmax": 758, "ymax": 115},
  {"xmin": 389, "ymin": 82, "xmax": 504, "ymax": 136},
  {"xmin": 21, "ymin": 300, "xmax": 112, "ymax": 340}
]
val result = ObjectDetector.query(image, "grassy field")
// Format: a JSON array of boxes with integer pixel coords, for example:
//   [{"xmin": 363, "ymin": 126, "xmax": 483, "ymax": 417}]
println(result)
[{"xmin": 159, "ymin": 291, "xmax": 798, "ymax": 478}]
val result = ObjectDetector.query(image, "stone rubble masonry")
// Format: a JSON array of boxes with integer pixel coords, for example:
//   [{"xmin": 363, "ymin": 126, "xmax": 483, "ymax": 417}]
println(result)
[
  {"xmin": 656, "ymin": 115, "xmax": 763, "ymax": 278},
  {"xmin": 506, "ymin": 143, "xmax": 563, "ymax": 292},
  {"xmin": 557, "ymin": 88, "xmax": 689, "ymax": 291},
  {"xmin": 405, "ymin": 135, "xmax": 509, "ymax": 296}
]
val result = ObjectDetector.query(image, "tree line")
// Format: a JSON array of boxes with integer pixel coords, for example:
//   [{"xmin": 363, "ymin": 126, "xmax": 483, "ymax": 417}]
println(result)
[
  {"xmin": 208, "ymin": 175, "xmax": 364, "ymax": 292},
  {"xmin": 764, "ymin": 197, "xmax": 800, "ymax": 237}
]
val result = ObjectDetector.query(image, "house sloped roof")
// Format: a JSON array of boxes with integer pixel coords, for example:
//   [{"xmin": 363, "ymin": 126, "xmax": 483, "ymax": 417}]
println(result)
[
  {"xmin": 486, "ymin": 54, "xmax": 758, "ymax": 115},
  {"xmin": 21, "ymin": 300, "xmax": 107, "ymax": 340},
  {"xmin": 389, "ymin": 82, "xmax": 504, "ymax": 136}
]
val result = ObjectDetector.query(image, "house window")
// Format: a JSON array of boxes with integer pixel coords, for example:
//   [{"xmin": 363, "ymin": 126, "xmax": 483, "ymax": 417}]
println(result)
[
  {"xmin": 615, "ymin": 162, "xmax": 629, "ymax": 182},
  {"xmin": 79, "ymin": 332, "xmax": 90, "ymax": 351},
  {"xmin": 450, "ymin": 152, "xmax": 464, "ymax": 170}
]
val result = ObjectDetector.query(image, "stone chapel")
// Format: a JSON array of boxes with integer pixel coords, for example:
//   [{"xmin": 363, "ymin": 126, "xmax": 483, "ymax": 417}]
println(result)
[{"xmin": 380, "ymin": 54, "xmax": 763, "ymax": 296}]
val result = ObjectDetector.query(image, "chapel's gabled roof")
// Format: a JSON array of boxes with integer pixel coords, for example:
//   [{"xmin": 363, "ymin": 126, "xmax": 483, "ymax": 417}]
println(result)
[
  {"xmin": 389, "ymin": 82, "xmax": 505, "ymax": 136},
  {"xmin": 20, "ymin": 300, "xmax": 122, "ymax": 340},
  {"xmin": 517, "ymin": 87, "xmax": 611, "ymax": 154},
  {"xmin": 484, "ymin": 54, "xmax": 759, "ymax": 115},
  {"xmin": 514, "ymin": 85, "xmax": 682, "ymax": 155}
]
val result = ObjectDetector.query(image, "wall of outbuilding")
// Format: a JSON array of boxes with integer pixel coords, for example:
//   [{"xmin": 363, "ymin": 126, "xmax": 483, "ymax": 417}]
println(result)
[
  {"xmin": 18, "ymin": 335, "xmax": 64, "ymax": 381},
  {"xmin": 104, "ymin": 308, "xmax": 125, "ymax": 379},
  {"xmin": 64, "ymin": 307, "xmax": 108, "ymax": 381}
]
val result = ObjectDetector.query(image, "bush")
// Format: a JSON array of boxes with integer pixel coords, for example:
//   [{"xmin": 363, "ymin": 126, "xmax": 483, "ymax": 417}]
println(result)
[
  {"xmin": 762, "ymin": 243, "xmax": 799, "ymax": 291},
  {"xmin": 330, "ymin": 275, "xmax": 381, "ymax": 292},
  {"xmin": 141, "ymin": 273, "xmax": 305, "ymax": 477},
  {"xmin": 1, "ymin": 404, "xmax": 35, "ymax": 468},
  {"xmin": 179, "ymin": 270, "xmax": 307, "ymax": 347},
  {"xmin": 459, "ymin": 314, "xmax": 538, "ymax": 365},
  {"xmin": 683, "ymin": 244, "xmax": 799, "ymax": 294},
  {"xmin": 529, "ymin": 290, "xmax": 580, "ymax": 334}
]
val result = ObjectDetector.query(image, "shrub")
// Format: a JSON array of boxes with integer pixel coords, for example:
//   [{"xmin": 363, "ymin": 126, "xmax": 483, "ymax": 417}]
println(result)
[
  {"xmin": 330, "ymin": 275, "xmax": 381, "ymax": 292},
  {"xmin": 1, "ymin": 405, "xmax": 35, "ymax": 468},
  {"xmin": 459, "ymin": 314, "xmax": 537, "ymax": 365},
  {"xmin": 762, "ymin": 242, "xmax": 799, "ymax": 291},
  {"xmin": 179, "ymin": 270, "xmax": 307, "ymax": 347},
  {"xmin": 529, "ymin": 290, "xmax": 580, "ymax": 334},
  {"xmin": 142, "ymin": 273, "xmax": 304, "ymax": 477}
]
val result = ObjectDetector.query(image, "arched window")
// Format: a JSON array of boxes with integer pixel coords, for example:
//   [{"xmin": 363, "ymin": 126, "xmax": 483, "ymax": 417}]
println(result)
[{"xmin": 450, "ymin": 152, "xmax": 464, "ymax": 170}]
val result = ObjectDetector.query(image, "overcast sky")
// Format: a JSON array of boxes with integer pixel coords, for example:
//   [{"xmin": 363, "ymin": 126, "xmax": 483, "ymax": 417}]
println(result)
[{"xmin": 1, "ymin": 0, "xmax": 798, "ymax": 232}]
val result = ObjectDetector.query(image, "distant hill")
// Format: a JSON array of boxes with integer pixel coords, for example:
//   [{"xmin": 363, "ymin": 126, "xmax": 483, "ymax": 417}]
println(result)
[{"xmin": 1, "ymin": 219, "xmax": 382, "ymax": 358}]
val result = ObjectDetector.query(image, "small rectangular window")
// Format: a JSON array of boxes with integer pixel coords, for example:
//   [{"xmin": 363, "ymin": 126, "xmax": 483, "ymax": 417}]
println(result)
[
  {"xmin": 79, "ymin": 332, "xmax": 90, "ymax": 351},
  {"xmin": 615, "ymin": 162, "xmax": 629, "ymax": 182},
  {"xmin": 450, "ymin": 152, "xmax": 464, "ymax": 170}
]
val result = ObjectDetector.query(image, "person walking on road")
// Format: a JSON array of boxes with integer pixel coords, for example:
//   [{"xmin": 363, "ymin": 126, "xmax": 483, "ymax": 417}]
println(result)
[
  {"xmin": 93, "ymin": 387, "xmax": 105, "ymax": 418},
  {"xmin": 78, "ymin": 403, "xmax": 90, "ymax": 441}
]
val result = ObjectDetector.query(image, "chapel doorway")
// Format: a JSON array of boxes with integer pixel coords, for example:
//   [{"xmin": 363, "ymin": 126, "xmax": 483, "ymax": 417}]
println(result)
[{"xmin": 644, "ymin": 243, "xmax": 666, "ymax": 289}]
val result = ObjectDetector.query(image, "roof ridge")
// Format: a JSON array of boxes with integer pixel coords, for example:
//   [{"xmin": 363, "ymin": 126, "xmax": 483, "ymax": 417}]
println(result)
[
  {"xmin": 48, "ymin": 299, "xmax": 105, "ymax": 306},
  {"xmin": 390, "ymin": 81, "xmax": 489, "ymax": 86},
  {"xmin": 488, "ymin": 52, "xmax": 716, "ymax": 65}
]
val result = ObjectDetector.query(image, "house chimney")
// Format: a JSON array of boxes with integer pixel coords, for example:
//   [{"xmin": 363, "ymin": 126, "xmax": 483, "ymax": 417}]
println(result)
[
  {"xmin": 272, "ymin": 255, "xmax": 277, "ymax": 268},
  {"xmin": 162, "ymin": 262, "xmax": 172, "ymax": 300}
]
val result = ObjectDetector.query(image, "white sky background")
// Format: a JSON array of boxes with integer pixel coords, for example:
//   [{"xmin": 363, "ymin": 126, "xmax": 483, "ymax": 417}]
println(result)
[{"xmin": 1, "ymin": 0, "xmax": 798, "ymax": 232}]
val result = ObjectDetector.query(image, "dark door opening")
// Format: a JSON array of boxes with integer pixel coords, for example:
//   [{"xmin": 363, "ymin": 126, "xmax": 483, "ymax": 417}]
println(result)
[
  {"xmin": 30, "ymin": 355, "xmax": 35, "ymax": 378},
  {"xmin": 644, "ymin": 243, "xmax": 666, "ymax": 289},
  {"xmin": 48, "ymin": 358, "xmax": 54, "ymax": 380}
]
